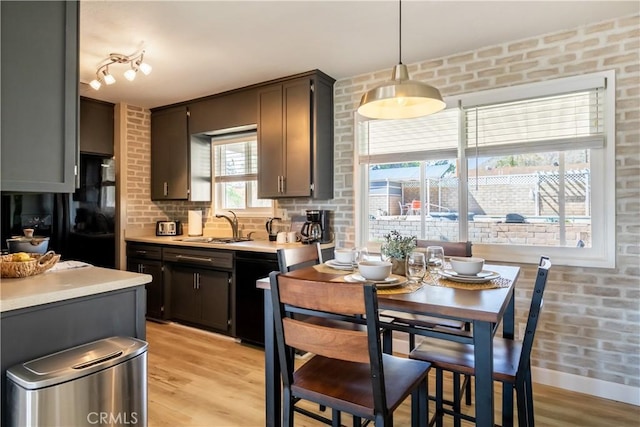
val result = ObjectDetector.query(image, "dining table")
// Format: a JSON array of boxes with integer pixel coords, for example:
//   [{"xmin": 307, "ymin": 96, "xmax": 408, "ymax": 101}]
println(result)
[{"xmin": 257, "ymin": 262, "xmax": 521, "ymax": 427}]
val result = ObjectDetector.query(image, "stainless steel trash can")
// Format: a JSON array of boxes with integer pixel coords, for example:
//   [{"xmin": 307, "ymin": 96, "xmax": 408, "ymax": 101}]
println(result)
[{"xmin": 6, "ymin": 336, "xmax": 148, "ymax": 427}]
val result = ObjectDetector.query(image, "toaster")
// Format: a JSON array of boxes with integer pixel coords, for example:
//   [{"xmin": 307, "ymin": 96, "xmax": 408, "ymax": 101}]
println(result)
[{"xmin": 156, "ymin": 220, "xmax": 183, "ymax": 236}]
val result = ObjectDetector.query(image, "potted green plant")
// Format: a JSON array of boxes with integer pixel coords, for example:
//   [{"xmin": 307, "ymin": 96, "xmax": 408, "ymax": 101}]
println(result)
[{"xmin": 380, "ymin": 230, "xmax": 417, "ymax": 276}]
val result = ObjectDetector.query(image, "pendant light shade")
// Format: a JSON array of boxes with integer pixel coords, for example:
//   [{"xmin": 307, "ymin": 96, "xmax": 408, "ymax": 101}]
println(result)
[{"xmin": 358, "ymin": 1, "xmax": 445, "ymax": 120}]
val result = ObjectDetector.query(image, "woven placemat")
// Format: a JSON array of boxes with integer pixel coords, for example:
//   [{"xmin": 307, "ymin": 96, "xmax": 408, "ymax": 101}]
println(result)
[
  {"xmin": 313, "ymin": 263, "xmax": 353, "ymax": 274},
  {"xmin": 329, "ymin": 276, "xmax": 424, "ymax": 295},
  {"xmin": 425, "ymin": 273, "xmax": 512, "ymax": 290},
  {"xmin": 376, "ymin": 281, "xmax": 424, "ymax": 295}
]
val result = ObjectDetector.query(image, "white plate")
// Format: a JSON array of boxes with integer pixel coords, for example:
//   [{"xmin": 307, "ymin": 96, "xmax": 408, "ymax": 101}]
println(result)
[
  {"xmin": 440, "ymin": 270, "xmax": 500, "ymax": 283},
  {"xmin": 344, "ymin": 274, "xmax": 407, "ymax": 288},
  {"xmin": 325, "ymin": 260, "xmax": 353, "ymax": 270}
]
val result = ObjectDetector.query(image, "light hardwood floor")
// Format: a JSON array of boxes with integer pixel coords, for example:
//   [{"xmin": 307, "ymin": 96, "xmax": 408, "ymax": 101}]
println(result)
[{"xmin": 146, "ymin": 322, "xmax": 639, "ymax": 426}]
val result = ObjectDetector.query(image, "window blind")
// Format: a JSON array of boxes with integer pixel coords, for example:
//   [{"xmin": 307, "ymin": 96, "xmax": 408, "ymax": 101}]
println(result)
[
  {"xmin": 358, "ymin": 108, "xmax": 459, "ymax": 164},
  {"xmin": 464, "ymin": 88, "xmax": 605, "ymax": 156}
]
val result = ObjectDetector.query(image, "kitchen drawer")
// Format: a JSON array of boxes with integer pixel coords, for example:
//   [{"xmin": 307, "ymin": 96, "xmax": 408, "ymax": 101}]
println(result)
[
  {"xmin": 163, "ymin": 248, "xmax": 233, "ymax": 270},
  {"xmin": 126, "ymin": 243, "xmax": 162, "ymax": 261}
]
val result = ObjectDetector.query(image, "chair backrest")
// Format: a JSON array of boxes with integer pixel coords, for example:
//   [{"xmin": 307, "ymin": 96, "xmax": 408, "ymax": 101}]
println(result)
[
  {"xmin": 269, "ymin": 272, "xmax": 388, "ymax": 416},
  {"xmin": 518, "ymin": 256, "xmax": 551, "ymax": 376},
  {"xmin": 416, "ymin": 240, "xmax": 473, "ymax": 257},
  {"xmin": 411, "ymin": 200, "xmax": 421, "ymax": 210},
  {"xmin": 277, "ymin": 243, "xmax": 322, "ymax": 273}
]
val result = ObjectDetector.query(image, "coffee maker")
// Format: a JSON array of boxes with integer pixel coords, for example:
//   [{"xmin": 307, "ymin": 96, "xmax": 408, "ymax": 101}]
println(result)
[{"xmin": 300, "ymin": 210, "xmax": 332, "ymax": 244}]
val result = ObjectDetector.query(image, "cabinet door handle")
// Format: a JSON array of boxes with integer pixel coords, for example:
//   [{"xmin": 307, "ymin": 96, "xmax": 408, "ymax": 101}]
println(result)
[
  {"xmin": 135, "ymin": 250, "xmax": 147, "ymax": 255},
  {"xmin": 163, "ymin": 182, "xmax": 169, "ymax": 197},
  {"xmin": 193, "ymin": 273, "xmax": 197, "ymax": 289},
  {"xmin": 139, "ymin": 264, "xmax": 145, "ymax": 273},
  {"xmin": 196, "ymin": 272, "xmax": 201, "ymax": 289},
  {"xmin": 176, "ymin": 254, "xmax": 213, "ymax": 263},
  {"xmin": 281, "ymin": 176, "xmax": 285, "ymax": 193}
]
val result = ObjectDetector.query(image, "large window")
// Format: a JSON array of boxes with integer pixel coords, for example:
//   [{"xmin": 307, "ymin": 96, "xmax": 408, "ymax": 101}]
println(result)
[
  {"xmin": 356, "ymin": 71, "xmax": 615, "ymax": 267},
  {"xmin": 213, "ymin": 131, "xmax": 272, "ymax": 213}
]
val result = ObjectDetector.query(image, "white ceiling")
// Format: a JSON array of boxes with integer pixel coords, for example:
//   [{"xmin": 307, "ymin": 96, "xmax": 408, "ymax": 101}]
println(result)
[{"xmin": 79, "ymin": 0, "xmax": 639, "ymax": 109}]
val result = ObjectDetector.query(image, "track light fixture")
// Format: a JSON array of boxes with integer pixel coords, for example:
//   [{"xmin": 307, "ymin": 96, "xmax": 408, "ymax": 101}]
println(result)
[{"xmin": 89, "ymin": 50, "xmax": 152, "ymax": 90}]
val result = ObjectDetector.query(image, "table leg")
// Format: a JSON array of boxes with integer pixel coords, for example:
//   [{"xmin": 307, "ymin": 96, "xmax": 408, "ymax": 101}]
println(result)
[
  {"xmin": 473, "ymin": 320, "xmax": 495, "ymax": 427},
  {"xmin": 264, "ymin": 288, "xmax": 281, "ymax": 427}
]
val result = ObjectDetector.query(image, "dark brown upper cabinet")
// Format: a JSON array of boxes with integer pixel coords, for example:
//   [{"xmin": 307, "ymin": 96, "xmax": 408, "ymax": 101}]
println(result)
[
  {"xmin": 80, "ymin": 97, "xmax": 114, "ymax": 157},
  {"xmin": 150, "ymin": 106, "xmax": 211, "ymax": 201},
  {"xmin": 257, "ymin": 70, "xmax": 334, "ymax": 199},
  {"xmin": 1, "ymin": 1, "xmax": 78, "ymax": 192},
  {"xmin": 189, "ymin": 89, "xmax": 258, "ymax": 135}
]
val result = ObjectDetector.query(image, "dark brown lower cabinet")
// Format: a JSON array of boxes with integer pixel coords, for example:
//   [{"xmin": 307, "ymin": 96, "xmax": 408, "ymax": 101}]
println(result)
[
  {"xmin": 127, "ymin": 259, "xmax": 164, "ymax": 320},
  {"xmin": 169, "ymin": 265, "xmax": 231, "ymax": 332}
]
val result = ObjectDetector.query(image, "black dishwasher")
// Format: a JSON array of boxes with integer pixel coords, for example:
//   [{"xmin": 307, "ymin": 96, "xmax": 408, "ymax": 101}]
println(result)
[{"xmin": 234, "ymin": 251, "xmax": 278, "ymax": 346}]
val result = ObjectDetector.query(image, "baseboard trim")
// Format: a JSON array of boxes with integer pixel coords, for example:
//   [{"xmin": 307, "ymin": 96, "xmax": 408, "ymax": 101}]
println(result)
[
  {"xmin": 393, "ymin": 337, "xmax": 639, "ymax": 406},
  {"xmin": 531, "ymin": 366, "xmax": 640, "ymax": 406}
]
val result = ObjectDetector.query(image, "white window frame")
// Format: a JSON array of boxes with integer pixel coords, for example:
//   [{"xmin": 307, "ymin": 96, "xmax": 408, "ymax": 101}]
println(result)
[
  {"xmin": 355, "ymin": 70, "xmax": 616, "ymax": 268},
  {"xmin": 211, "ymin": 131, "xmax": 274, "ymax": 217}
]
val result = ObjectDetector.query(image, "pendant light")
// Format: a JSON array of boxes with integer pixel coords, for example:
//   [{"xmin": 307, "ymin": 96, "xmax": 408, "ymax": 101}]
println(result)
[{"xmin": 358, "ymin": 0, "xmax": 445, "ymax": 120}]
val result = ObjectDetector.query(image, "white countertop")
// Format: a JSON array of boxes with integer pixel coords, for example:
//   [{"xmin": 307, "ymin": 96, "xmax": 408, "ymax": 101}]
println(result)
[
  {"xmin": 125, "ymin": 235, "xmax": 334, "ymax": 253},
  {"xmin": 0, "ymin": 265, "xmax": 151, "ymax": 313}
]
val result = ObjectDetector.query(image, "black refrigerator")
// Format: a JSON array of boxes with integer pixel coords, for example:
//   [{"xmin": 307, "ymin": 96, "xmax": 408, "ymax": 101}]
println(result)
[{"xmin": 1, "ymin": 154, "xmax": 116, "ymax": 267}]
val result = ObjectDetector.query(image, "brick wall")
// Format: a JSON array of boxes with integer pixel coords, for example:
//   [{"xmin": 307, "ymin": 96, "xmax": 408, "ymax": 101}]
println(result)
[
  {"xmin": 123, "ymin": 14, "xmax": 640, "ymax": 390},
  {"xmin": 331, "ymin": 14, "xmax": 640, "ymax": 390}
]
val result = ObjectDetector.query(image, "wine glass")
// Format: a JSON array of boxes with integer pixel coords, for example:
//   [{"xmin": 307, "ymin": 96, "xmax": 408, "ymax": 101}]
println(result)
[
  {"xmin": 426, "ymin": 246, "xmax": 445, "ymax": 277},
  {"xmin": 406, "ymin": 251, "xmax": 426, "ymax": 284}
]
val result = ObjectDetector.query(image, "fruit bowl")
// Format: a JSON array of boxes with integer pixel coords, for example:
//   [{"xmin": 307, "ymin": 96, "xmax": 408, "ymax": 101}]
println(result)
[{"xmin": 0, "ymin": 251, "xmax": 60, "ymax": 278}]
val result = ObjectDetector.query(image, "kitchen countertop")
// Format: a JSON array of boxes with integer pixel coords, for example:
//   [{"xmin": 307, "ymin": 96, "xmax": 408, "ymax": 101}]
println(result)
[
  {"xmin": 125, "ymin": 235, "xmax": 335, "ymax": 253},
  {"xmin": 0, "ymin": 265, "xmax": 151, "ymax": 313}
]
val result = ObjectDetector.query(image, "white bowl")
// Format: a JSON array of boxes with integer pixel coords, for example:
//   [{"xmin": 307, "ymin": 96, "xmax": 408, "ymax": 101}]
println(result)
[
  {"xmin": 334, "ymin": 248, "xmax": 354, "ymax": 264},
  {"xmin": 449, "ymin": 257, "xmax": 485, "ymax": 276},
  {"xmin": 358, "ymin": 260, "xmax": 392, "ymax": 281}
]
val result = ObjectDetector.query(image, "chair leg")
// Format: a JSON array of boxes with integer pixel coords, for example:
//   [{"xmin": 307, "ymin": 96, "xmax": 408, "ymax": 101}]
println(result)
[
  {"xmin": 516, "ymin": 380, "xmax": 528, "ymax": 427},
  {"xmin": 283, "ymin": 388, "xmax": 294, "ymax": 427},
  {"xmin": 383, "ymin": 328, "xmax": 393, "ymax": 354},
  {"xmin": 435, "ymin": 369, "xmax": 444, "ymax": 427},
  {"xmin": 332, "ymin": 408, "xmax": 341, "ymax": 427},
  {"xmin": 409, "ymin": 333, "xmax": 416, "ymax": 351},
  {"xmin": 411, "ymin": 377, "xmax": 428, "ymax": 427},
  {"xmin": 352, "ymin": 415, "xmax": 362, "ymax": 427},
  {"xmin": 463, "ymin": 321, "xmax": 473, "ymax": 406},
  {"xmin": 502, "ymin": 380, "xmax": 514, "ymax": 427},
  {"xmin": 452, "ymin": 373, "xmax": 462, "ymax": 427},
  {"xmin": 525, "ymin": 369, "xmax": 535, "ymax": 426}
]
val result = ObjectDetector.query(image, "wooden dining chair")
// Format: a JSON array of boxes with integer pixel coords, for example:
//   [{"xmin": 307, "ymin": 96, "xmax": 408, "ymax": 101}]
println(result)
[
  {"xmin": 381, "ymin": 240, "xmax": 474, "ymax": 414},
  {"xmin": 416, "ymin": 239, "xmax": 473, "ymax": 258},
  {"xmin": 277, "ymin": 243, "xmax": 322, "ymax": 272},
  {"xmin": 278, "ymin": 242, "xmax": 361, "ymax": 420},
  {"xmin": 409, "ymin": 256, "xmax": 551, "ymax": 427},
  {"xmin": 382, "ymin": 240, "xmax": 473, "ymax": 350},
  {"xmin": 270, "ymin": 272, "xmax": 431, "ymax": 427}
]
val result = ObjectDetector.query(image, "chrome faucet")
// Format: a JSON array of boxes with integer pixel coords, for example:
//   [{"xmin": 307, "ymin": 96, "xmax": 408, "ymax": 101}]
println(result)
[{"xmin": 215, "ymin": 210, "xmax": 239, "ymax": 240}]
